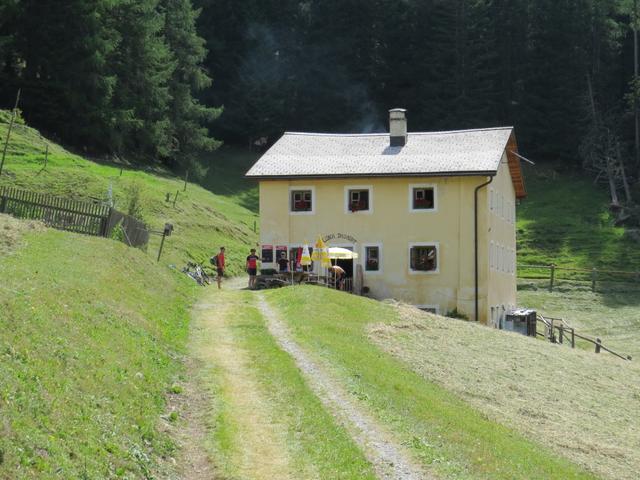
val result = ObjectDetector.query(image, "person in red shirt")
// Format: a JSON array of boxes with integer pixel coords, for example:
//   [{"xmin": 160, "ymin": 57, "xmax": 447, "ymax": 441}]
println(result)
[
  {"xmin": 214, "ymin": 246, "xmax": 225, "ymax": 289},
  {"xmin": 246, "ymin": 248, "xmax": 260, "ymax": 289}
]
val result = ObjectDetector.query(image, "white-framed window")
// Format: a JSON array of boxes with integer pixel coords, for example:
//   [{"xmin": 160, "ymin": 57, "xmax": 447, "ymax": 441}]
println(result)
[
  {"xmin": 416, "ymin": 304, "xmax": 440, "ymax": 315},
  {"xmin": 362, "ymin": 243, "xmax": 382, "ymax": 274},
  {"xmin": 289, "ymin": 186, "xmax": 315, "ymax": 215},
  {"xmin": 409, "ymin": 183, "xmax": 437, "ymax": 212},
  {"xmin": 344, "ymin": 185, "xmax": 373, "ymax": 214},
  {"xmin": 409, "ymin": 242, "xmax": 439, "ymax": 274}
]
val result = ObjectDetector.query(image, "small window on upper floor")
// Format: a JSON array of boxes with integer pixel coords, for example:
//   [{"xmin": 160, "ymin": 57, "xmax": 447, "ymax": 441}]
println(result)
[
  {"xmin": 409, "ymin": 244, "xmax": 438, "ymax": 273},
  {"xmin": 290, "ymin": 189, "xmax": 313, "ymax": 213},
  {"xmin": 348, "ymin": 189, "xmax": 370, "ymax": 212},
  {"xmin": 412, "ymin": 187, "xmax": 435, "ymax": 210}
]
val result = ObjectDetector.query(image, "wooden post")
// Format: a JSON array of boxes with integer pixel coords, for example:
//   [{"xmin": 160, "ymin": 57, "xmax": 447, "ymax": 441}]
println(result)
[
  {"xmin": 44, "ymin": 144, "xmax": 49, "ymax": 169},
  {"xmin": 173, "ymin": 190, "xmax": 179, "ymax": 207},
  {"xmin": 595, "ymin": 337, "xmax": 602, "ymax": 354},
  {"xmin": 549, "ymin": 263, "xmax": 556, "ymax": 292},
  {"xmin": 0, "ymin": 89, "xmax": 21, "ymax": 176},
  {"xmin": 571, "ymin": 328, "xmax": 575, "ymax": 348},
  {"xmin": 253, "ymin": 220, "xmax": 256, "ymax": 233},
  {"xmin": 550, "ymin": 318, "xmax": 555, "ymax": 343},
  {"xmin": 183, "ymin": 169, "xmax": 189, "ymax": 192},
  {"xmin": 157, "ymin": 231, "xmax": 167, "ymax": 262},
  {"xmin": 591, "ymin": 267, "xmax": 598, "ymax": 292},
  {"xmin": 558, "ymin": 324, "xmax": 564, "ymax": 344}
]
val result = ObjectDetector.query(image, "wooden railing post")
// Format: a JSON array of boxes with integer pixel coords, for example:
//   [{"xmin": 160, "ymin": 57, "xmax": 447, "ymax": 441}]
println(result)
[
  {"xmin": 558, "ymin": 324, "xmax": 564, "ymax": 344},
  {"xmin": 591, "ymin": 267, "xmax": 598, "ymax": 292},
  {"xmin": 595, "ymin": 337, "xmax": 602, "ymax": 354},
  {"xmin": 571, "ymin": 328, "xmax": 575, "ymax": 348},
  {"xmin": 549, "ymin": 263, "xmax": 556, "ymax": 292}
]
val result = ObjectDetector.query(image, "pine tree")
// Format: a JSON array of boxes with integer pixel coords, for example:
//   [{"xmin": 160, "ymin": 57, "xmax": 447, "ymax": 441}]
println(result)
[
  {"xmin": 107, "ymin": 0, "xmax": 174, "ymax": 159},
  {"xmin": 161, "ymin": 0, "xmax": 221, "ymax": 168},
  {"xmin": 12, "ymin": 0, "xmax": 118, "ymax": 148},
  {"xmin": 521, "ymin": 0, "xmax": 592, "ymax": 162}
]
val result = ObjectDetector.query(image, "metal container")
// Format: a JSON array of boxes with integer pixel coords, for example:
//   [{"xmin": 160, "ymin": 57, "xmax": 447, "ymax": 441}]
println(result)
[{"xmin": 503, "ymin": 309, "xmax": 537, "ymax": 337}]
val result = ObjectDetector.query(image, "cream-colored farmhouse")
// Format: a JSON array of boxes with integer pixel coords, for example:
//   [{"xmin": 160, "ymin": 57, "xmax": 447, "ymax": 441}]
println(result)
[{"xmin": 246, "ymin": 109, "xmax": 527, "ymax": 325}]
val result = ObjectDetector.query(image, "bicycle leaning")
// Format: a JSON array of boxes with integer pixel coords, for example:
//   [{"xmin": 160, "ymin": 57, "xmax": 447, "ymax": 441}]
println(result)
[{"xmin": 182, "ymin": 262, "xmax": 211, "ymax": 286}]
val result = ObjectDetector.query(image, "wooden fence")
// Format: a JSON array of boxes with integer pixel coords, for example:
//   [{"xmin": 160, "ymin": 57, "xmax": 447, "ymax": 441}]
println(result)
[
  {"xmin": 0, "ymin": 187, "xmax": 148, "ymax": 247},
  {"xmin": 0, "ymin": 186, "xmax": 110, "ymax": 236},
  {"xmin": 518, "ymin": 263, "xmax": 640, "ymax": 292},
  {"xmin": 536, "ymin": 315, "xmax": 632, "ymax": 361}
]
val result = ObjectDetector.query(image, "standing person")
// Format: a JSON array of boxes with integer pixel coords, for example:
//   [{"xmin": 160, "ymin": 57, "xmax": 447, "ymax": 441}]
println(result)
[
  {"xmin": 213, "ymin": 246, "xmax": 225, "ymax": 289},
  {"xmin": 246, "ymin": 248, "xmax": 260, "ymax": 289},
  {"xmin": 277, "ymin": 251, "xmax": 289, "ymax": 273}
]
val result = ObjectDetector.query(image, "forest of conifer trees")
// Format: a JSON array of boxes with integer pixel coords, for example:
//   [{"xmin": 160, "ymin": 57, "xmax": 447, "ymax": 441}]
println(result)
[{"xmin": 1, "ymin": 0, "xmax": 640, "ymax": 188}]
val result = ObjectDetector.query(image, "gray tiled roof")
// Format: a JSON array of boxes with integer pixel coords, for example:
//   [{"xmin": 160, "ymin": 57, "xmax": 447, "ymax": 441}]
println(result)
[{"xmin": 246, "ymin": 127, "xmax": 514, "ymax": 178}]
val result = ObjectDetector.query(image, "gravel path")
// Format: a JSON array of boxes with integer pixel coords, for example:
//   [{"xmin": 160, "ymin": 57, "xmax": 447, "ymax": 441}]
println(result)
[{"xmin": 257, "ymin": 294, "xmax": 432, "ymax": 480}]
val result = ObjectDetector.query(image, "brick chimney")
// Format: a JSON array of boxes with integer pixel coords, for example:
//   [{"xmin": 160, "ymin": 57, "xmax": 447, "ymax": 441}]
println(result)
[{"xmin": 389, "ymin": 108, "xmax": 407, "ymax": 147}]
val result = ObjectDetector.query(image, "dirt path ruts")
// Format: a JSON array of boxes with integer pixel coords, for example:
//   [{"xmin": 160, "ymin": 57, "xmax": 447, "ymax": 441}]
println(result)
[
  {"xmin": 186, "ymin": 295, "xmax": 295, "ymax": 480},
  {"xmin": 257, "ymin": 293, "xmax": 432, "ymax": 480}
]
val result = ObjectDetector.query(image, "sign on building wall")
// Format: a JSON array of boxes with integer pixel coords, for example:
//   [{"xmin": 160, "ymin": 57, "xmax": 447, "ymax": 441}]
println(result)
[{"xmin": 323, "ymin": 233, "xmax": 359, "ymax": 244}]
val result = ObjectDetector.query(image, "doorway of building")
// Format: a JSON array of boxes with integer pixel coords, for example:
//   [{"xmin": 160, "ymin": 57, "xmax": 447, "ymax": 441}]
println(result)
[{"xmin": 332, "ymin": 245, "xmax": 354, "ymax": 292}]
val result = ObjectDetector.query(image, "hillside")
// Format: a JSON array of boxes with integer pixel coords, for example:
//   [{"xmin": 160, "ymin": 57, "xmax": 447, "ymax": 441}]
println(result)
[
  {"xmin": 0, "ymin": 110, "xmax": 259, "ymax": 273},
  {"xmin": 0, "ymin": 214, "xmax": 193, "ymax": 478},
  {"xmin": 517, "ymin": 163, "xmax": 640, "ymax": 271},
  {"xmin": 187, "ymin": 285, "xmax": 640, "ymax": 479}
]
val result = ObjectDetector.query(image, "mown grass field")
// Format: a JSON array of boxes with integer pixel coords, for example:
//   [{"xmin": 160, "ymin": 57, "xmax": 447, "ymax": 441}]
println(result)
[
  {"xmin": 0, "ymin": 110, "xmax": 259, "ymax": 274},
  {"xmin": 515, "ymin": 164, "xmax": 640, "ymax": 358},
  {"xmin": 264, "ymin": 286, "xmax": 601, "ymax": 480},
  {"xmin": 0, "ymin": 214, "xmax": 194, "ymax": 479}
]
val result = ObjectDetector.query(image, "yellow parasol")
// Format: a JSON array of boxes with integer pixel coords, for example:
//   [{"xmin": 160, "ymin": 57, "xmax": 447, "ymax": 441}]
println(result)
[{"xmin": 312, "ymin": 236, "xmax": 332, "ymax": 267}]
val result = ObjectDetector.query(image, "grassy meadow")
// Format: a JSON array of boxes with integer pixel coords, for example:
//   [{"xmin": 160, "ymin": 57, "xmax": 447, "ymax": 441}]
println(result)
[
  {"xmin": 0, "ymin": 110, "xmax": 259, "ymax": 274},
  {"xmin": 0, "ymin": 214, "xmax": 194, "ymax": 478},
  {"xmin": 265, "ymin": 286, "xmax": 600, "ymax": 480},
  {"xmin": 516, "ymin": 164, "xmax": 640, "ymax": 272}
]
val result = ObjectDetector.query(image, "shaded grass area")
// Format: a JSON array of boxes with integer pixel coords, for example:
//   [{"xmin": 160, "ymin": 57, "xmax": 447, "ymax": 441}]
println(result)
[
  {"xmin": 266, "ymin": 286, "xmax": 596, "ymax": 480},
  {"xmin": 193, "ymin": 290, "xmax": 376, "ymax": 479},
  {"xmin": 197, "ymin": 145, "xmax": 260, "ymax": 213},
  {"xmin": 368, "ymin": 303, "xmax": 640, "ymax": 480},
  {"xmin": 516, "ymin": 165, "xmax": 640, "ymax": 271},
  {"xmin": 518, "ymin": 280, "xmax": 640, "ymax": 359},
  {"xmin": 0, "ymin": 110, "xmax": 258, "ymax": 274},
  {"xmin": 0, "ymin": 216, "xmax": 195, "ymax": 479}
]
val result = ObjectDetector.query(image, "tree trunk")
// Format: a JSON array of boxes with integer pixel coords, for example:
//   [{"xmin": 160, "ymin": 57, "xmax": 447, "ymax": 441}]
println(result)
[{"xmin": 607, "ymin": 158, "xmax": 620, "ymax": 206}]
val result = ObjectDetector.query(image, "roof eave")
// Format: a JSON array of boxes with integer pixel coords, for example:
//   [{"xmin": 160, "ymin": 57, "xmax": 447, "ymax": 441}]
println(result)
[{"xmin": 245, "ymin": 170, "xmax": 498, "ymax": 180}]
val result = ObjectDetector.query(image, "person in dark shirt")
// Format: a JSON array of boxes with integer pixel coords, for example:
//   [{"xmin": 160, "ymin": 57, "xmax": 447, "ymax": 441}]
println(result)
[
  {"xmin": 277, "ymin": 252, "xmax": 289, "ymax": 273},
  {"xmin": 246, "ymin": 248, "xmax": 260, "ymax": 289}
]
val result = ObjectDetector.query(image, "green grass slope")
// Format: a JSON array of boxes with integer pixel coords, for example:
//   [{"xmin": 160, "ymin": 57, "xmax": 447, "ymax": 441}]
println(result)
[
  {"xmin": 267, "ymin": 286, "xmax": 638, "ymax": 480},
  {"xmin": 517, "ymin": 164, "xmax": 640, "ymax": 271},
  {"xmin": 0, "ymin": 110, "xmax": 258, "ymax": 274},
  {"xmin": 267, "ymin": 287, "xmax": 604, "ymax": 479},
  {"xmin": 0, "ymin": 215, "xmax": 193, "ymax": 479}
]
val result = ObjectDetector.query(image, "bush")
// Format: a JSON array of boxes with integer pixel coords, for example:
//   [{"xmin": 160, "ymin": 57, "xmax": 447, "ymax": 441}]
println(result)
[{"xmin": 124, "ymin": 182, "xmax": 145, "ymax": 221}]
